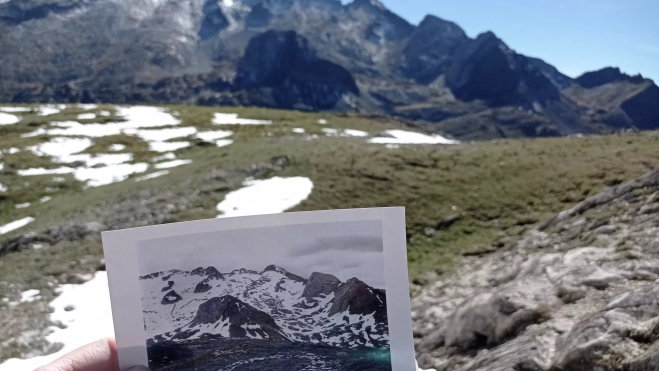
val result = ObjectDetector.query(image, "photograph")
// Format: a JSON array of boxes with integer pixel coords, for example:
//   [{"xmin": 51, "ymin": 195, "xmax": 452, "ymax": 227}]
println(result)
[
  {"xmin": 101, "ymin": 208, "xmax": 415, "ymax": 371},
  {"xmin": 138, "ymin": 220, "xmax": 389, "ymax": 370}
]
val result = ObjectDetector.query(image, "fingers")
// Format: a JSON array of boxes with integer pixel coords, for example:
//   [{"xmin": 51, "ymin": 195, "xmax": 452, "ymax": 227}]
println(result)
[{"xmin": 34, "ymin": 338, "xmax": 119, "ymax": 371}]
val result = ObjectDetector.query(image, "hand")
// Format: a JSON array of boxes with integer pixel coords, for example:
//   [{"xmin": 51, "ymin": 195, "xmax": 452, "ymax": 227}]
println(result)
[{"xmin": 34, "ymin": 338, "xmax": 149, "ymax": 371}]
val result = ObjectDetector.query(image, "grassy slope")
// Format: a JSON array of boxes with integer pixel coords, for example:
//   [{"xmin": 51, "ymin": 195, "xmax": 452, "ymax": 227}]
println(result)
[
  {"xmin": 0, "ymin": 105, "xmax": 657, "ymax": 280},
  {"xmin": 0, "ymin": 104, "xmax": 658, "ymax": 360}
]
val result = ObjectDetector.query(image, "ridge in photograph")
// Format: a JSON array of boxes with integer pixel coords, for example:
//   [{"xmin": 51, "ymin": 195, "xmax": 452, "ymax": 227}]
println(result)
[{"xmin": 137, "ymin": 220, "xmax": 391, "ymax": 371}]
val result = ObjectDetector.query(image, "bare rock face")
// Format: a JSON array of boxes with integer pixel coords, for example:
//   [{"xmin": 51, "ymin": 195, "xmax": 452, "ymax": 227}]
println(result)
[
  {"xmin": 302, "ymin": 272, "xmax": 341, "ymax": 301},
  {"xmin": 329, "ymin": 278, "xmax": 387, "ymax": 323},
  {"xmin": 575, "ymin": 67, "xmax": 647, "ymax": 88},
  {"xmin": 234, "ymin": 30, "xmax": 359, "ymax": 110},
  {"xmin": 161, "ymin": 290, "xmax": 182, "ymax": 305},
  {"xmin": 445, "ymin": 31, "xmax": 560, "ymax": 108},
  {"xmin": 399, "ymin": 15, "xmax": 468, "ymax": 84},
  {"xmin": 414, "ymin": 168, "xmax": 659, "ymax": 371},
  {"xmin": 190, "ymin": 295, "xmax": 287, "ymax": 340}
]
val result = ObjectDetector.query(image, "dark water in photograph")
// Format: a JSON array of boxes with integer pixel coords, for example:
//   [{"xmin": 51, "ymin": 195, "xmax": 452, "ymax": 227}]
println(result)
[{"xmin": 148, "ymin": 338, "xmax": 392, "ymax": 371}]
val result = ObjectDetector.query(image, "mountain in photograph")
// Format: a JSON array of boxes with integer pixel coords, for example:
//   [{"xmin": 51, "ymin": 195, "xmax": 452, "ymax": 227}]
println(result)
[
  {"xmin": 1, "ymin": 0, "xmax": 658, "ymax": 139},
  {"xmin": 139, "ymin": 264, "xmax": 388, "ymax": 349}
]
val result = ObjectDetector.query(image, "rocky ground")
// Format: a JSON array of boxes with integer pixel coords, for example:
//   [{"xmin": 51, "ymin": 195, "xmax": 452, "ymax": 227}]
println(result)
[{"xmin": 413, "ymin": 168, "xmax": 659, "ymax": 371}]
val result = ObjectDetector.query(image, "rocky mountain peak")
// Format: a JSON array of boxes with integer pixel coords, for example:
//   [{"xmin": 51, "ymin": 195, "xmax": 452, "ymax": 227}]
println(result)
[
  {"xmin": 301, "ymin": 272, "xmax": 341, "ymax": 300},
  {"xmin": 350, "ymin": 0, "xmax": 387, "ymax": 11},
  {"xmin": 576, "ymin": 67, "xmax": 648, "ymax": 88},
  {"xmin": 189, "ymin": 295, "xmax": 288, "ymax": 340},
  {"xmin": 418, "ymin": 14, "xmax": 466, "ymax": 37},
  {"xmin": 190, "ymin": 266, "xmax": 223, "ymax": 279},
  {"xmin": 400, "ymin": 14, "xmax": 468, "ymax": 83},
  {"xmin": 0, "ymin": 0, "xmax": 85, "ymax": 25},
  {"xmin": 262, "ymin": 264, "xmax": 288, "ymax": 274},
  {"xmin": 199, "ymin": 0, "xmax": 229, "ymax": 40},
  {"xmin": 234, "ymin": 30, "xmax": 359, "ymax": 110},
  {"xmin": 329, "ymin": 277, "xmax": 387, "ymax": 322},
  {"xmin": 445, "ymin": 31, "xmax": 560, "ymax": 107},
  {"xmin": 347, "ymin": 0, "xmax": 414, "ymax": 42},
  {"xmin": 262, "ymin": 263, "xmax": 307, "ymax": 282}
]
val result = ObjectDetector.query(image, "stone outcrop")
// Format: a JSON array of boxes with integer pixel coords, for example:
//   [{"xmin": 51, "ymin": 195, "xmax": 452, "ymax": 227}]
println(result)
[{"xmin": 414, "ymin": 168, "xmax": 659, "ymax": 371}]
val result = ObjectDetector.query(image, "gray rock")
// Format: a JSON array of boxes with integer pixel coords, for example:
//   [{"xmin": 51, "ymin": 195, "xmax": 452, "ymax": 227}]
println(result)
[
  {"xmin": 640, "ymin": 203, "xmax": 659, "ymax": 215},
  {"xmin": 593, "ymin": 224, "xmax": 618, "ymax": 235},
  {"xmin": 414, "ymin": 168, "xmax": 659, "ymax": 371}
]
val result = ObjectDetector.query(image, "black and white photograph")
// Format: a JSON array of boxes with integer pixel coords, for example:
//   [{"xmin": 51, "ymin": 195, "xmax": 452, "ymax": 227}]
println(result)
[{"xmin": 102, "ymin": 208, "xmax": 415, "ymax": 371}]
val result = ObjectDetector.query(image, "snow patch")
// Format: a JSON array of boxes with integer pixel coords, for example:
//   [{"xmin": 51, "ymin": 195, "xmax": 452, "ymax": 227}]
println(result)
[
  {"xmin": 212, "ymin": 113, "xmax": 272, "ymax": 125},
  {"xmin": 77, "ymin": 104, "xmax": 98, "ymax": 110},
  {"xmin": 152, "ymin": 153, "xmax": 176, "ymax": 162},
  {"xmin": 124, "ymin": 126, "xmax": 197, "ymax": 142},
  {"xmin": 27, "ymin": 137, "xmax": 93, "ymax": 163},
  {"xmin": 149, "ymin": 141, "xmax": 190, "ymax": 152},
  {"xmin": 24, "ymin": 106, "xmax": 181, "ymax": 138},
  {"xmin": 292, "ymin": 128, "xmax": 305, "ymax": 134},
  {"xmin": 0, "ymin": 113, "xmax": 20, "ymax": 125},
  {"xmin": 15, "ymin": 203, "xmax": 30, "ymax": 209},
  {"xmin": 40, "ymin": 196, "xmax": 52, "ymax": 203},
  {"xmin": 19, "ymin": 163, "xmax": 148, "ymax": 187},
  {"xmin": 99, "ymin": 105, "xmax": 176, "ymax": 126},
  {"xmin": 135, "ymin": 170, "xmax": 169, "ymax": 182},
  {"xmin": 18, "ymin": 168, "xmax": 73, "ymax": 176},
  {"xmin": 20, "ymin": 289, "xmax": 41, "ymax": 303},
  {"xmin": 318, "ymin": 119, "xmax": 328, "ymax": 124},
  {"xmin": 154, "ymin": 159, "xmax": 192, "ymax": 169},
  {"xmin": 109, "ymin": 144, "xmax": 126, "ymax": 152},
  {"xmin": 344, "ymin": 129, "xmax": 368, "ymax": 137},
  {"xmin": 0, "ymin": 183, "xmax": 6, "ymax": 192},
  {"xmin": 73, "ymin": 163, "xmax": 149, "ymax": 187},
  {"xmin": 0, "ymin": 107, "xmax": 31, "ymax": 113},
  {"xmin": 77, "ymin": 113, "xmax": 96, "ymax": 120},
  {"xmin": 196, "ymin": 130, "xmax": 233, "ymax": 141},
  {"xmin": 38, "ymin": 105, "xmax": 65, "ymax": 116},
  {"xmin": 216, "ymin": 139, "xmax": 233, "ymax": 148},
  {"xmin": 0, "ymin": 217, "xmax": 35, "ymax": 235},
  {"xmin": 369, "ymin": 130, "xmax": 459, "ymax": 145},
  {"xmin": 322, "ymin": 128, "xmax": 367, "ymax": 137},
  {"xmin": 217, "ymin": 177, "xmax": 313, "ymax": 218},
  {"xmin": 0, "ymin": 272, "xmax": 114, "ymax": 371}
]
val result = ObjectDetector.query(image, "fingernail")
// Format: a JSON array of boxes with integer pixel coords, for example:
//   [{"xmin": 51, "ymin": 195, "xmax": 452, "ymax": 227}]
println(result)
[{"xmin": 126, "ymin": 366, "xmax": 151, "ymax": 371}]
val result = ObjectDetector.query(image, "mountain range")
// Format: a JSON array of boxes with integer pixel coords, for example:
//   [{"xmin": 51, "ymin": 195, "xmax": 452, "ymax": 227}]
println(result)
[
  {"xmin": 139, "ymin": 264, "xmax": 388, "ymax": 349},
  {"xmin": 1, "ymin": 0, "xmax": 658, "ymax": 139}
]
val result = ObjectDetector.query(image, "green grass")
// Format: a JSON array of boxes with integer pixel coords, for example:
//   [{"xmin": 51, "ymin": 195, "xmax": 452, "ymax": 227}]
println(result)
[{"xmin": 0, "ymin": 105, "xmax": 658, "ymax": 283}]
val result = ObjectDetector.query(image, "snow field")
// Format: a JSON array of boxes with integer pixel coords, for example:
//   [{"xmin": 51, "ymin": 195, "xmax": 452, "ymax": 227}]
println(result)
[
  {"xmin": 369, "ymin": 130, "xmax": 460, "ymax": 145},
  {"xmin": 217, "ymin": 177, "xmax": 314, "ymax": 218},
  {"xmin": 0, "ymin": 273, "xmax": 114, "ymax": 371}
]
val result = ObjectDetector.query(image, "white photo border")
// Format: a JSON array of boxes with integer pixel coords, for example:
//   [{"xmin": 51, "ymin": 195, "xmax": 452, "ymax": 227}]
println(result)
[{"xmin": 102, "ymin": 207, "xmax": 415, "ymax": 371}]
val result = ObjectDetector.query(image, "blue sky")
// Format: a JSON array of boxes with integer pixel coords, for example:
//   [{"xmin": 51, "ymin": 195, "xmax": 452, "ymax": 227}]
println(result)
[{"xmin": 371, "ymin": 0, "xmax": 659, "ymax": 82}]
